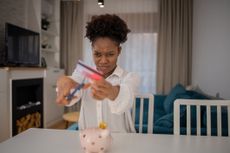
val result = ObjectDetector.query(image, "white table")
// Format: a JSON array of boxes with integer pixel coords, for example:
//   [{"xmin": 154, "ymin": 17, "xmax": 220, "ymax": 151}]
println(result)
[{"xmin": 0, "ymin": 128, "xmax": 229, "ymax": 153}]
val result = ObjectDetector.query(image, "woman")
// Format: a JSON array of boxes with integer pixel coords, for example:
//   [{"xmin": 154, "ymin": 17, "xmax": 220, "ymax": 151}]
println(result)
[{"xmin": 56, "ymin": 14, "xmax": 140, "ymax": 133}]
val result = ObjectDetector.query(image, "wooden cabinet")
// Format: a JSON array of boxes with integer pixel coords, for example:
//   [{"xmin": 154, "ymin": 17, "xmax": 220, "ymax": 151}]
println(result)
[
  {"xmin": 41, "ymin": 0, "xmax": 64, "ymax": 128},
  {"xmin": 0, "ymin": 69, "xmax": 9, "ymax": 142},
  {"xmin": 0, "ymin": 69, "xmax": 7, "ymax": 92},
  {"xmin": 43, "ymin": 68, "xmax": 64, "ymax": 127},
  {"xmin": 0, "ymin": 92, "xmax": 10, "ymax": 142}
]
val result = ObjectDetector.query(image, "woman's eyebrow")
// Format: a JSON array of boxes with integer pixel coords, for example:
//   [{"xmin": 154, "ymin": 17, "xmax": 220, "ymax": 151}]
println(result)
[
  {"xmin": 93, "ymin": 50, "xmax": 101, "ymax": 53},
  {"xmin": 106, "ymin": 51, "xmax": 115, "ymax": 54},
  {"xmin": 93, "ymin": 50, "xmax": 115, "ymax": 53}
]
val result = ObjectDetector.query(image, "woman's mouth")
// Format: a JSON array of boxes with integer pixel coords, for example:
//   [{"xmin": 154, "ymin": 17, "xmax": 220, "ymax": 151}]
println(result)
[
  {"xmin": 97, "ymin": 66, "xmax": 109, "ymax": 72},
  {"xmin": 98, "ymin": 66, "xmax": 108, "ymax": 70}
]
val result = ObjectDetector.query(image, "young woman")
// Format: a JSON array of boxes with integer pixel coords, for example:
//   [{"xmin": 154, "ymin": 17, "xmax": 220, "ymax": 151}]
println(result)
[{"xmin": 56, "ymin": 14, "xmax": 140, "ymax": 133}]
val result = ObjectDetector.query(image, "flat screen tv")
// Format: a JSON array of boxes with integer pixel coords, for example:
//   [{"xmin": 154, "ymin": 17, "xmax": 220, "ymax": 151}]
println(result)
[{"xmin": 0, "ymin": 23, "xmax": 40, "ymax": 67}]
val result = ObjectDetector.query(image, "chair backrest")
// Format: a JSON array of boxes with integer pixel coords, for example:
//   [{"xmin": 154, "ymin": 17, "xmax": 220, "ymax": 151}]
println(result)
[
  {"xmin": 174, "ymin": 99, "xmax": 230, "ymax": 136},
  {"xmin": 132, "ymin": 93, "xmax": 154, "ymax": 133}
]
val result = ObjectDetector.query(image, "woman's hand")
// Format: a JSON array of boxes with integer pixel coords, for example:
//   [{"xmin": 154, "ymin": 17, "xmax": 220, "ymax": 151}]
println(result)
[
  {"xmin": 56, "ymin": 76, "xmax": 78, "ymax": 105},
  {"xmin": 90, "ymin": 78, "xmax": 120, "ymax": 101}
]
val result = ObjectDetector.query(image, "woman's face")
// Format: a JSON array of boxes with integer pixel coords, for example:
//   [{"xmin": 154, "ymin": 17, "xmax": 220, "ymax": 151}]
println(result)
[{"xmin": 92, "ymin": 37, "xmax": 121, "ymax": 78}]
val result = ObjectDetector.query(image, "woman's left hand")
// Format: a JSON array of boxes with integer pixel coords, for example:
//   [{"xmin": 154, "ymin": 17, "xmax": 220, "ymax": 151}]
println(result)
[{"xmin": 91, "ymin": 78, "xmax": 120, "ymax": 101}]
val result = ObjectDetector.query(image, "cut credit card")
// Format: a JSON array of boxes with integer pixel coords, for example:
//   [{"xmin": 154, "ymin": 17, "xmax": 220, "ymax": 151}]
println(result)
[{"xmin": 76, "ymin": 60, "xmax": 103, "ymax": 80}]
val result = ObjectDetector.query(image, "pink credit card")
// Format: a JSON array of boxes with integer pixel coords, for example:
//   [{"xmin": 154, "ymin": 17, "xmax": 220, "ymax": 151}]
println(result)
[{"xmin": 76, "ymin": 60, "xmax": 103, "ymax": 80}]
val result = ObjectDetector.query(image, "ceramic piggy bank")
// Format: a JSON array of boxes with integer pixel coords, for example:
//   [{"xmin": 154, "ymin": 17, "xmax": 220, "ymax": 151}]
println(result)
[{"xmin": 79, "ymin": 127, "xmax": 112, "ymax": 153}]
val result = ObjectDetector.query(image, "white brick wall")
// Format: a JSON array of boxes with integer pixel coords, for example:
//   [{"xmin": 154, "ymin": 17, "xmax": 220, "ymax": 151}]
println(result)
[{"xmin": 0, "ymin": 0, "xmax": 27, "ymax": 54}]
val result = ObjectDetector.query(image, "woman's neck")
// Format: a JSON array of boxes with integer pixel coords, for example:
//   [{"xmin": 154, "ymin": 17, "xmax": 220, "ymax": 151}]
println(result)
[{"xmin": 103, "ymin": 65, "xmax": 117, "ymax": 78}]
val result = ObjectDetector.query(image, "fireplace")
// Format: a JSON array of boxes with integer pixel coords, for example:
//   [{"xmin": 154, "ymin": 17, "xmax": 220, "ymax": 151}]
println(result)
[{"xmin": 12, "ymin": 78, "xmax": 43, "ymax": 136}]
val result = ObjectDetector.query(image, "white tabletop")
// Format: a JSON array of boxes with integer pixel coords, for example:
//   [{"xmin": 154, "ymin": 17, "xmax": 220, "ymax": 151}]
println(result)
[{"xmin": 0, "ymin": 128, "xmax": 230, "ymax": 153}]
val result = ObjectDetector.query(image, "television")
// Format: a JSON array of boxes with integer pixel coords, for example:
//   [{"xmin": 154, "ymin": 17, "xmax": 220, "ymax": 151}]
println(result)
[{"xmin": 0, "ymin": 23, "xmax": 40, "ymax": 67}]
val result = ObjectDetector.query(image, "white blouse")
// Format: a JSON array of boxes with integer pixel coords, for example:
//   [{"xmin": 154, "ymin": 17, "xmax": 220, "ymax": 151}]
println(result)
[{"xmin": 69, "ymin": 65, "xmax": 140, "ymax": 133}]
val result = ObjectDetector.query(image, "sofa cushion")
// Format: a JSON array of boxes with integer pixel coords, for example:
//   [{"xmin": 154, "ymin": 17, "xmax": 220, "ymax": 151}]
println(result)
[
  {"xmin": 67, "ymin": 123, "xmax": 79, "ymax": 130},
  {"xmin": 203, "ymin": 106, "xmax": 228, "ymax": 129},
  {"xmin": 135, "ymin": 124, "xmax": 148, "ymax": 133},
  {"xmin": 180, "ymin": 127, "xmax": 228, "ymax": 136},
  {"xmin": 180, "ymin": 105, "xmax": 198, "ymax": 128},
  {"xmin": 155, "ymin": 94, "xmax": 190, "ymax": 129},
  {"xmin": 180, "ymin": 91, "xmax": 210, "ymax": 128},
  {"xmin": 155, "ymin": 113, "xmax": 173, "ymax": 128},
  {"xmin": 153, "ymin": 126, "xmax": 173, "ymax": 134},
  {"xmin": 134, "ymin": 98, "xmax": 152, "ymax": 125},
  {"xmin": 163, "ymin": 84, "xmax": 186, "ymax": 114},
  {"xmin": 177, "ymin": 93, "xmax": 209, "ymax": 128},
  {"xmin": 154, "ymin": 108, "xmax": 167, "ymax": 124},
  {"xmin": 186, "ymin": 90, "xmax": 210, "ymax": 99},
  {"xmin": 153, "ymin": 95, "xmax": 167, "ymax": 123}
]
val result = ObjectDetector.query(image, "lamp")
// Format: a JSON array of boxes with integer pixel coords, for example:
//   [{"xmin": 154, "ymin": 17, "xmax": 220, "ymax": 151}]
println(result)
[
  {"xmin": 98, "ymin": 0, "xmax": 104, "ymax": 8},
  {"xmin": 98, "ymin": 0, "xmax": 103, "ymax": 5}
]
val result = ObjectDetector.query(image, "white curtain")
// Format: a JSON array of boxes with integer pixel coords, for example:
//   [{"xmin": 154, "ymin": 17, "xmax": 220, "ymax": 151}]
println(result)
[{"xmin": 82, "ymin": 0, "xmax": 158, "ymax": 94}]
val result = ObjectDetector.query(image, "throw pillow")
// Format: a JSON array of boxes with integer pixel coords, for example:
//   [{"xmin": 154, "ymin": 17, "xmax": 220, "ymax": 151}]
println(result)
[
  {"xmin": 163, "ymin": 84, "xmax": 186, "ymax": 114},
  {"xmin": 155, "ymin": 94, "xmax": 191, "ymax": 129},
  {"xmin": 155, "ymin": 113, "xmax": 174, "ymax": 128}
]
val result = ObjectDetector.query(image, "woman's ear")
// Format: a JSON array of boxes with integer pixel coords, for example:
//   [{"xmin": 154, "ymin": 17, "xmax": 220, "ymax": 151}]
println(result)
[{"xmin": 118, "ymin": 46, "xmax": 122, "ymax": 55}]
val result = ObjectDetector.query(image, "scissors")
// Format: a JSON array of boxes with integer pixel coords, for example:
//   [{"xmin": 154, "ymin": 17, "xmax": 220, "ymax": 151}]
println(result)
[{"xmin": 66, "ymin": 78, "xmax": 85, "ymax": 101}]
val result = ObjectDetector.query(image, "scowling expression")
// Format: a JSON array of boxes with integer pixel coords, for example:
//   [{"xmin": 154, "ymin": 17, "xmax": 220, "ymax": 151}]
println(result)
[{"xmin": 92, "ymin": 37, "xmax": 121, "ymax": 78}]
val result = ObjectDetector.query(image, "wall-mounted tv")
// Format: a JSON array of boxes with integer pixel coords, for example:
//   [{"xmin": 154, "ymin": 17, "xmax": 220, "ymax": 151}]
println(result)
[{"xmin": 0, "ymin": 23, "xmax": 40, "ymax": 67}]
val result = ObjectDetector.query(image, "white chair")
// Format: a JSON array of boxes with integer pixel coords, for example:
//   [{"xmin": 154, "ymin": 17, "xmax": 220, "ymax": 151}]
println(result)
[
  {"xmin": 174, "ymin": 99, "xmax": 230, "ymax": 136},
  {"xmin": 132, "ymin": 93, "xmax": 154, "ymax": 133}
]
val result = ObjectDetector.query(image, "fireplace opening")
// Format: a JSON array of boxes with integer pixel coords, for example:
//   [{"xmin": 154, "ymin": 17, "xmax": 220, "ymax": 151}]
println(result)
[{"xmin": 12, "ymin": 78, "xmax": 43, "ymax": 136}]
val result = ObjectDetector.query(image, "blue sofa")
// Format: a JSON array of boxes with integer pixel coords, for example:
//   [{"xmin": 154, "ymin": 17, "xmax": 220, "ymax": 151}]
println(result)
[
  {"xmin": 68, "ymin": 84, "xmax": 229, "ymax": 136},
  {"xmin": 134, "ymin": 84, "xmax": 229, "ymax": 136}
]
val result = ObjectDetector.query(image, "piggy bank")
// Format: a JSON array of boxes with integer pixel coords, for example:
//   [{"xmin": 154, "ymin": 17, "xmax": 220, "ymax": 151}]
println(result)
[{"xmin": 79, "ymin": 128, "xmax": 112, "ymax": 153}]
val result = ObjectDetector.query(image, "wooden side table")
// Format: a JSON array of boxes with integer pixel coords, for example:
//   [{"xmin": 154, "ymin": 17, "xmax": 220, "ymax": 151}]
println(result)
[{"xmin": 62, "ymin": 111, "xmax": 80, "ymax": 128}]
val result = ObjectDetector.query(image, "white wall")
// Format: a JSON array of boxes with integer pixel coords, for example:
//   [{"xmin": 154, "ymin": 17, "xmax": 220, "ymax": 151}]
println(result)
[{"xmin": 192, "ymin": 0, "xmax": 230, "ymax": 99}]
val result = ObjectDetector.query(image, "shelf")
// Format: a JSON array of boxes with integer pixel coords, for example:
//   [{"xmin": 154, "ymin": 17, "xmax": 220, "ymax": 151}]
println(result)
[
  {"xmin": 41, "ymin": 15, "xmax": 59, "ymax": 23},
  {"xmin": 41, "ymin": 0, "xmax": 60, "ymax": 68},
  {"xmin": 42, "ymin": 48, "xmax": 59, "ymax": 53},
  {"xmin": 42, "ymin": 30, "xmax": 58, "ymax": 37}
]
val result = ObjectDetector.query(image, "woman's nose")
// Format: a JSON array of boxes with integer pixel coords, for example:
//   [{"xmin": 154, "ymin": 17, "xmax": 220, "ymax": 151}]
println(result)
[{"xmin": 99, "ymin": 55, "xmax": 108, "ymax": 63}]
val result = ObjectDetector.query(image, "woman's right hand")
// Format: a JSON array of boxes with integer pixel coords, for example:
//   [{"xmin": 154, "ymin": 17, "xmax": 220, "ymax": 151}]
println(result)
[{"xmin": 56, "ymin": 76, "xmax": 78, "ymax": 105}]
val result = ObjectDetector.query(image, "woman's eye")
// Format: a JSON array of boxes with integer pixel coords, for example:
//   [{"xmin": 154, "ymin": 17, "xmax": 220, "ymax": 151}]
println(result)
[
  {"xmin": 94, "ymin": 53, "xmax": 101, "ymax": 57},
  {"xmin": 107, "ymin": 53, "xmax": 114, "ymax": 57}
]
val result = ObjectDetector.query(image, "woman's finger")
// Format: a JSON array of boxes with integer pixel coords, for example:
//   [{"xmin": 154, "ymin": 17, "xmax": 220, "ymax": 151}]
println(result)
[
  {"xmin": 92, "ymin": 94, "xmax": 104, "ymax": 100},
  {"xmin": 83, "ymin": 83, "xmax": 91, "ymax": 89},
  {"xmin": 91, "ymin": 88, "xmax": 106, "ymax": 100},
  {"xmin": 56, "ymin": 86, "xmax": 72, "ymax": 104}
]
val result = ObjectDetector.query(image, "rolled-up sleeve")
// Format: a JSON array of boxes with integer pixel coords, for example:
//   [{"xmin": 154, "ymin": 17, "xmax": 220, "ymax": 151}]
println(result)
[{"xmin": 108, "ymin": 72, "xmax": 140, "ymax": 114}]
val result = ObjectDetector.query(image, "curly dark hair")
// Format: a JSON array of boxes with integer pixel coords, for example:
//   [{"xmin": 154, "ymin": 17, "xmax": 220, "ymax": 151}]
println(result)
[{"xmin": 85, "ymin": 14, "xmax": 130, "ymax": 44}]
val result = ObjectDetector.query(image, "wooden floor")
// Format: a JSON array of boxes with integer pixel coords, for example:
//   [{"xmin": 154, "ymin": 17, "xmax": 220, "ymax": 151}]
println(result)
[
  {"xmin": 47, "ymin": 120, "xmax": 76, "ymax": 130},
  {"xmin": 47, "ymin": 120, "xmax": 66, "ymax": 129}
]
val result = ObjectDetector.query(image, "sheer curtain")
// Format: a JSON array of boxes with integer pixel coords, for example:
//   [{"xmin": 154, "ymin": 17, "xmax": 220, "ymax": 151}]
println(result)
[{"xmin": 82, "ymin": 0, "xmax": 158, "ymax": 93}]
